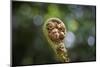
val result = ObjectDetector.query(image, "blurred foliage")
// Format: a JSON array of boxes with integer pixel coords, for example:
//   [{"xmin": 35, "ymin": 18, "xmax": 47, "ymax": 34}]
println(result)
[{"xmin": 12, "ymin": 1, "xmax": 96, "ymax": 66}]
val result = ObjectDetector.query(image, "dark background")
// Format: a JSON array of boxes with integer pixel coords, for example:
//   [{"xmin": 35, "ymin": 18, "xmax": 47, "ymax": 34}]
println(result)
[{"xmin": 12, "ymin": 1, "xmax": 96, "ymax": 66}]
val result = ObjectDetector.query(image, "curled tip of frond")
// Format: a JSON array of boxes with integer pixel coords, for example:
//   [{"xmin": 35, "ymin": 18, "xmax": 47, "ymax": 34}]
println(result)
[{"xmin": 46, "ymin": 18, "xmax": 66, "ymax": 43}]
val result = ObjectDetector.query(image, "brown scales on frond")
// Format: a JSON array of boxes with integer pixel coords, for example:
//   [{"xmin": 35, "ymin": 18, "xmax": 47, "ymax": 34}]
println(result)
[{"xmin": 46, "ymin": 20, "xmax": 66, "ymax": 43}]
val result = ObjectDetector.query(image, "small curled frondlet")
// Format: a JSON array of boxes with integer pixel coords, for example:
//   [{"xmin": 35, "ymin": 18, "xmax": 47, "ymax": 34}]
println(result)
[{"xmin": 46, "ymin": 19, "xmax": 66, "ymax": 43}]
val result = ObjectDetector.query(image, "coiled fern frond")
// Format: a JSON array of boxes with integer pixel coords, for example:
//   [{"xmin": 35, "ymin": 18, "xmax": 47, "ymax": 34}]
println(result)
[{"xmin": 43, "ymin": 18, "xmax": 69, "ymax": 62}]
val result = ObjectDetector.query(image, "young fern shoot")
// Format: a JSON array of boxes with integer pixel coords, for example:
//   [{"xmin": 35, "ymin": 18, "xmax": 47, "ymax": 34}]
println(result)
[{"xmin": 43, "ymin": 18, "xmax": 69, "ymax": 62}]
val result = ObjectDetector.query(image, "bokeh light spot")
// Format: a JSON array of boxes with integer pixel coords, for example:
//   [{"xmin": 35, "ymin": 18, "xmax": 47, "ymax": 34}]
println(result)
[
  {"xmin": 64, "ymin": 31, "xmax": 76, "ymax": 48},
  {"xmin": 87, "ymin": 36, "xmax": 95, "ymax": 47},
  {"xmin": 33, "ymin": 15, "xmax": 43, "ymax": 26}
]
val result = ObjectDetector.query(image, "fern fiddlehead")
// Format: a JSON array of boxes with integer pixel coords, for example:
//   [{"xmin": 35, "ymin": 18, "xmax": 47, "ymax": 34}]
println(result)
[{"xmin": 43, "ymin": 18, "xmax": 69, "ymax": 62}]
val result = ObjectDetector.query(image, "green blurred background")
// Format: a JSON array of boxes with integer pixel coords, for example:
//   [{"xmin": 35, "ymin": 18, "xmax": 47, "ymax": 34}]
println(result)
[{"xmin": 12, "ymin": 1, "xmax": 96, "ymax": 66}]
